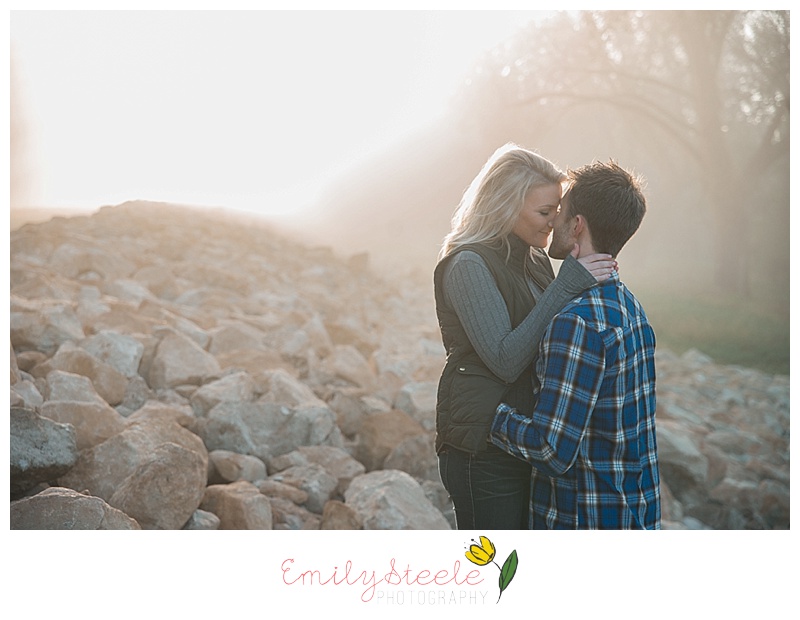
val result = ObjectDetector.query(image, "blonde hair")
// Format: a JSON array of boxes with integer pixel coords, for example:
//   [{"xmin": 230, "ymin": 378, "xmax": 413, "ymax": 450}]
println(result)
[{"xmin": 439, "ymin": 143, "xmax": 566, "ymax": 260}]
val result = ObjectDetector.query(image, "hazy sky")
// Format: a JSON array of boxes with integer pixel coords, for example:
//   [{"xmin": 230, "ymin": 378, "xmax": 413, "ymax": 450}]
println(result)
[{"xmin": 11, "ymin": 10, "xmax": 550, "ymax": 217}]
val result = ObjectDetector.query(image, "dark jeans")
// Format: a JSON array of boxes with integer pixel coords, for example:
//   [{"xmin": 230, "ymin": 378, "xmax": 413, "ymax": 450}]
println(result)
[{"xmin": 438, "ymin": 444, "xmax": 532, "ymax": 530}]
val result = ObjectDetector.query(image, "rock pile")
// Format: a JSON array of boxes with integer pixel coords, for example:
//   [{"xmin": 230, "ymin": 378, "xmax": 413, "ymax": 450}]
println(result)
[{"xmin": 10, "ymin": 202, "xmax": 789, "ymax": 529}]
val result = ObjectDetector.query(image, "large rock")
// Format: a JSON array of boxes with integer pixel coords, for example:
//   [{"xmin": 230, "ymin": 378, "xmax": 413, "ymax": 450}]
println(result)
[
  {"xmin": 268, "ymin": 463, "xmax": 338, "ymax": 514},
  {"xmin": 10, "ymin": 296, "xmax": 85, "ymax": 355},
  {"xmin": 393, "ymin": 381, "xmax": 437, "ymax": 431},
  {"xmin": 148, "ymin": 330, "xmax": 221, "ymax": 389},
  {"xmin": 200, "ymin": 401, "xmax": 343, "ymax": 462},
  {"xmin": 190, "ymin": 371, "xmax": 256, "ymax": 416},
  {"xmin": 11, "ymin": 407, "xmax": 78, "ymax": 497},
  {"xmin": 39, "ymin": 400, "xmax": 127, "ymax": 451},
  {"xmin": 48, "ymin": 242, "xmax": 136, "ymax": 281},
  {"xmin": 108, "ymin": 442, "xmax": 208, "ymax": 529},
  {"xmin": 58, "ymin": 414, "xmax": 208, "ymax": 501},
  {"xmin": 45, "ymin": 369, "xmax": 108, "ymax": 406},
  {"xmin": 354, "ymin": 409, "xmax": 426, "ymax": 471},
  {"xmin": 31, "ymin": 343, "xmax": 129, "ymax": 405},
  {"xmin": 11, "ymin": 487, "xmax": 141, "ymax": 530},
  {"xmin": 208, "ymin": 449, "xmax": 267, "ymax": 484},
  {"xmin": 80, "ymin": 330, "xmax": 145, "ymax": 378},
  {"xmin": 344, "ymin": 470, "xmax": 451, "ymax": 530},
  {"xmin": 200, "ymin": 481, "xmax": 273, "ymax": 529}
]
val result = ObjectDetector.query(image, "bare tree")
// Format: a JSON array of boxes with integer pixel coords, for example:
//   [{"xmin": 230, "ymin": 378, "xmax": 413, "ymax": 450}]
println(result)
[{"xmin": 457, "ymin": 10, "xmax": 789, "ymax": 296}]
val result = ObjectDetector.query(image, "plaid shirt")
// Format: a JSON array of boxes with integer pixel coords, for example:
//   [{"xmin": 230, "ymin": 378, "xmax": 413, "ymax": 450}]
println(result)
[{"xmin": 490, "ymin": 273, "xmax": 661, "ymax": 529}]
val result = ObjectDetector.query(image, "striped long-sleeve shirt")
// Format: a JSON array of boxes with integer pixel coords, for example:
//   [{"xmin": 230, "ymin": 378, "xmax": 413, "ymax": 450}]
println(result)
[{"xmin": 490, "ymin": 272, "xmax": 661, "ymax": 529}]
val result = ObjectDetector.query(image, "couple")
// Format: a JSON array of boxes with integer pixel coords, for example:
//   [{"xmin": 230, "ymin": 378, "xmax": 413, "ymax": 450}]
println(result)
[{"xmin": 434, "ymin": 143, "xmax": 660, "ymax": 530}]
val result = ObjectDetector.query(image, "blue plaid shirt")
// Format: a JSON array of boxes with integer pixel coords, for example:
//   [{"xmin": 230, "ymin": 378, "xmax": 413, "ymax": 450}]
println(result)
[{"xmin": 490, "ymin": 273, "xmax": 661, "ymax": 529}]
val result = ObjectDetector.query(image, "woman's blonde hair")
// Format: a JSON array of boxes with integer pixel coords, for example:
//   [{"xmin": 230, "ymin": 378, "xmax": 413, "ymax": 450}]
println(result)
[{"xmin": 439, "ymin": 143, "xmax": 566, "ymax": 260}]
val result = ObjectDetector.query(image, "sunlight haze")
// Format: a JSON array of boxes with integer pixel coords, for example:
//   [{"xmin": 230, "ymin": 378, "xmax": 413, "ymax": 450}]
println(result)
[{"xmin": 11, "ymin": 10, "xmax": 550, "ymax": 217}]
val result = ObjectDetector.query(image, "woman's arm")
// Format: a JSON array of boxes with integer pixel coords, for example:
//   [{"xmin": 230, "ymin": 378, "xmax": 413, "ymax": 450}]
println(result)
[{"xmin": 444, "ymin": 250, "xmax": 608, "ymax": 383}]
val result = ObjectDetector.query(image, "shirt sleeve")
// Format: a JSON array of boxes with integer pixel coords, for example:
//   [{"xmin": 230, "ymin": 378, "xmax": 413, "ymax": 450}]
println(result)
[
  {"xmin": 489, "ymin": 312, "xmax": 606, "ymax": 476},
  {"xmin": 444, "ymin": 251, "xmax": 596, "ymax": 383}
]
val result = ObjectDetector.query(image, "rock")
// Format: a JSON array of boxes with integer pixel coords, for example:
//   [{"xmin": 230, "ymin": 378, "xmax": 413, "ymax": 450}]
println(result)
[
  {"xmin": 190, "ymin": 371, "xmax": 256, "ymax": 416},
  {"xmin": 256, "ymin": 479, "xmax": 309, "ymax": 505},
  {"xmin": 393, "ymin": 381, "xmax": 437, "ymax": 431},
  {"xmin": 10, "ymin": 297, "xmax": 85, "ymax": 354},
  {"xmin": 320, "ymin": 500, "xmax": 363, "ymax": 530},
  {"xmin": 11, "ymin": 379, "xmax": 45, "ymax": 409},
  {"xmin": 208, "ymin": 449, "xmax": 268, "ymax": 484},
  {"xmin": 182, "ymin": 509, "xmax": 221, "ymax": 530},
  {"xmin": 383, "ymin": 433, "xmax": 439, "ymax": 481},
  {"xmin": 108, "ymin": 442, "xmax": 208, "ymax": 529},
  {"xmin": 148, "ymin": 330, "xmax": 221, "ymax": 389},
  {"xmin": 269, "ymin": 463, "xmax": 338, "ymax": 513},
  {"xmin": 200, "ymin": 481, "xmax": 273, "ymax": 529},
  {"xmin": 80, "ymin": 330, "xmax": 145, "ymax": 378},
  {"xmin": 48, "ymin": 242, "xmax": 136, "ymax": 281},
  {"xmin": 45, "ymin": 369, "xmax": 108, "ymax": 405},
  {"xmin": 201, "ymin": 401, "xmax": 343, "ymax": 462},
  {"xmin": 11, "ymin": 407, "xmax": 78, "ymax": 498},
  {"xmin": 294, "ymin": 445, "xmax": 366, "ymax": 495},
  {"xmin": 655, "ymin": 419, "xmax": 710, "ymax": 508},
  {"xmin": 344, "ymin": 470, "xmax": 451, "ymax": 530},
  {"xmin": 39, "ymin": 400, "xmax": 127, "ymax": 451},
  {"xmin": 256, "ymin": 368, "xmax": 327, "ymax": 407},
  {"xmin": 207, "ymin": 322, "xmax": 268, "ymax": 356},
  {"xmin": 11, "ymin": 343, "xmax": 20, "ymax": 384},
  {"xmin": 268, "ymin": 496, "xmax": 322, "ymax": 530},
  {"xmin": 11, "ymin": 487, "xmax": 141, "ymax": 530},
  {"xmin": 58, "ymin": 415, "xmax": 207, "ymax": 501},
  {"xmin": 31, "ymin": 343, "xmax": 129, "ymax": 405},
  {"xmin": 354, "ymin": 409, "xmax": 426, "ymax": 471},
  {"xmin": 320, "ymin": 344, "xmax": 377, "ymax": 389}
]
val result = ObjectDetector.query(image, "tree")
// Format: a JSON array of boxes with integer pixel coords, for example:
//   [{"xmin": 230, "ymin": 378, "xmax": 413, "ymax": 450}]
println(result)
[{"xmin": 457, "ymin": 10, "xmax": 789, "ymax": 296}]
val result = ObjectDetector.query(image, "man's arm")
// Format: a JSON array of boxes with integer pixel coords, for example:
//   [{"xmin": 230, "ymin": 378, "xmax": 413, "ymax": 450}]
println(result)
[{"xmin": 489, "ymin": 312, "xmax": 606, "ymax": 477}]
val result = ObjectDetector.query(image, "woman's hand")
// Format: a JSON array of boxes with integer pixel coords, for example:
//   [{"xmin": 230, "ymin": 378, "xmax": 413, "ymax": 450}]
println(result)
[{"xmin": 571, "ymin": 244, "xmax": 617, "ymax": 282}]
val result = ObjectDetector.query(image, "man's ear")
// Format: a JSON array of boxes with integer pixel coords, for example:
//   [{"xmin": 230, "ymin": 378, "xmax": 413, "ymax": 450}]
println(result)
[{"xmin": 574, "ymin": 214, "xmax": 587, "ymax": 236}]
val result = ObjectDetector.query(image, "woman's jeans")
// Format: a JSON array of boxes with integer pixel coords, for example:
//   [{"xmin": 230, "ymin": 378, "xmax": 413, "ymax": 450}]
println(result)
[{"xmin": 438, "ymin": 444, "xmax": 531, "ymax": 530}]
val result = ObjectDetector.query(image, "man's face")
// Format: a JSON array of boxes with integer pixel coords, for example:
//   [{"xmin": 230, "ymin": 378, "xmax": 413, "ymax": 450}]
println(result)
[{"xmin": 548, "ymin": 189, "xmax": 576, "ymax": 260}]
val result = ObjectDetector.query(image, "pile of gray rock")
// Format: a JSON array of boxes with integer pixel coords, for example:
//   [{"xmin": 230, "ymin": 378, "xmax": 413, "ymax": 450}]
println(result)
[{"xmin": 10, "ymin": 202, "xmax": 789, "ymax": 529}]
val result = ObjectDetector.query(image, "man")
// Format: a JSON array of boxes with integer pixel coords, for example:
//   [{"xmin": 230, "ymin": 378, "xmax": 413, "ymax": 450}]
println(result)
[{"xmin": 490, "ymin": 160, "xmax": 661, "ymax": 529}]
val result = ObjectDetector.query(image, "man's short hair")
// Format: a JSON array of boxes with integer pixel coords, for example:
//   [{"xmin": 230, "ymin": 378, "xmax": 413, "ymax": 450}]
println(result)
[{"xmin": 565, "ymin": 161, "xmax": 647, "ymax": 257}]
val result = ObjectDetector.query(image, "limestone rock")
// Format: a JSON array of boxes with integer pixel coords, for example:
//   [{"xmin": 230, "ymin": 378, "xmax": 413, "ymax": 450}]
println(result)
[
  {"xmin": 11, "ymin": 487, "xmax": 141, "ymax": 530},
  {"xmin": 320, "ymin": 499, "xmax": 363, "ymax": 530},
  {"xmin": 201, "ymin": 481, "xmax": 273, "ymax": 530},
  {"xmin": 10, "ymin": 297, "xmax": 85, "ymax": 355},
  {"xmin": 190, "ymin": 371, "xmax": 256, "ymax": 416},
  {"xmin": 344, "ymin": 470, "xmax": 451, "ymax": 530},
  {"xmin": 31, "ymin": 343, "xmax": 129, "ymax": 405},
  {"xmin": 208, "ymin": 449, "xmax": 268, "ymax": 484},
  {"xmin": 108, "ymin": 442, "xmax": 208, "ymax": 530},
  {"xmin": 80, "ymin": 330, "xmax": 145, "ymax": 378},
  {"xmin": 354, "ymin": 409, "xmax": 426, "ymax": 471},
  {"xmin": 182, "ymin": 509, "xmax": 221, "ymax": 530},
  {"xmin": 40, "ymin": 400, "xmax": 127, "ymax": 451},
  {"xmin": 58, "ymin": 415, "xmax": 207, "ymax": 501},
  {"xmin": 148, "ymin": 330, "xmax": 221, "ymax": 389},
  {"xmin": 11, "ymin": 406, "xmax": 78, "ymax": 497}
]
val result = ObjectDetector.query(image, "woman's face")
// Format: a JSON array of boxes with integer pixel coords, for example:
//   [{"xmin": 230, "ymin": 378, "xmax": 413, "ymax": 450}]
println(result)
[{"xmin": 511, "ymin": 183, "xmax": 561, "ymax": 248}]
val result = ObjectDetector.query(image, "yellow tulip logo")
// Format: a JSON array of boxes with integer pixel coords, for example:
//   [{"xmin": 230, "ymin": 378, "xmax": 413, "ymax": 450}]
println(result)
[{"xmin": 465, "ymin": 536, "xmax": 518, "ymax": 603}]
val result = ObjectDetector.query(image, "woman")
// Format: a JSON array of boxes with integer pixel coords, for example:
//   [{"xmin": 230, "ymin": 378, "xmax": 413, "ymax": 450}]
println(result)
[{"xmin": 434, "ymin": 144, "xmax": 616, "ymax": 529}]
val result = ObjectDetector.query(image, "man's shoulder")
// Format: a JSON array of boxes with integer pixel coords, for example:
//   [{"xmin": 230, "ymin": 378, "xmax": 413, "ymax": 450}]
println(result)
[{"xmin": 555, "ymin": 279, "xmax": 644, "ymax": 326}]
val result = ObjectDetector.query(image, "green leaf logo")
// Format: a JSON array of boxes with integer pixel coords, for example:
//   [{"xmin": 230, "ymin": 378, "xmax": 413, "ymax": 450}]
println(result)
[
  {"xmin": 464, "ymin": 536, "xmax": 519, "ymax": 604},
  {"xmin": 497, "ymin": 549, "xmax": 518, "ymax": 602}
]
